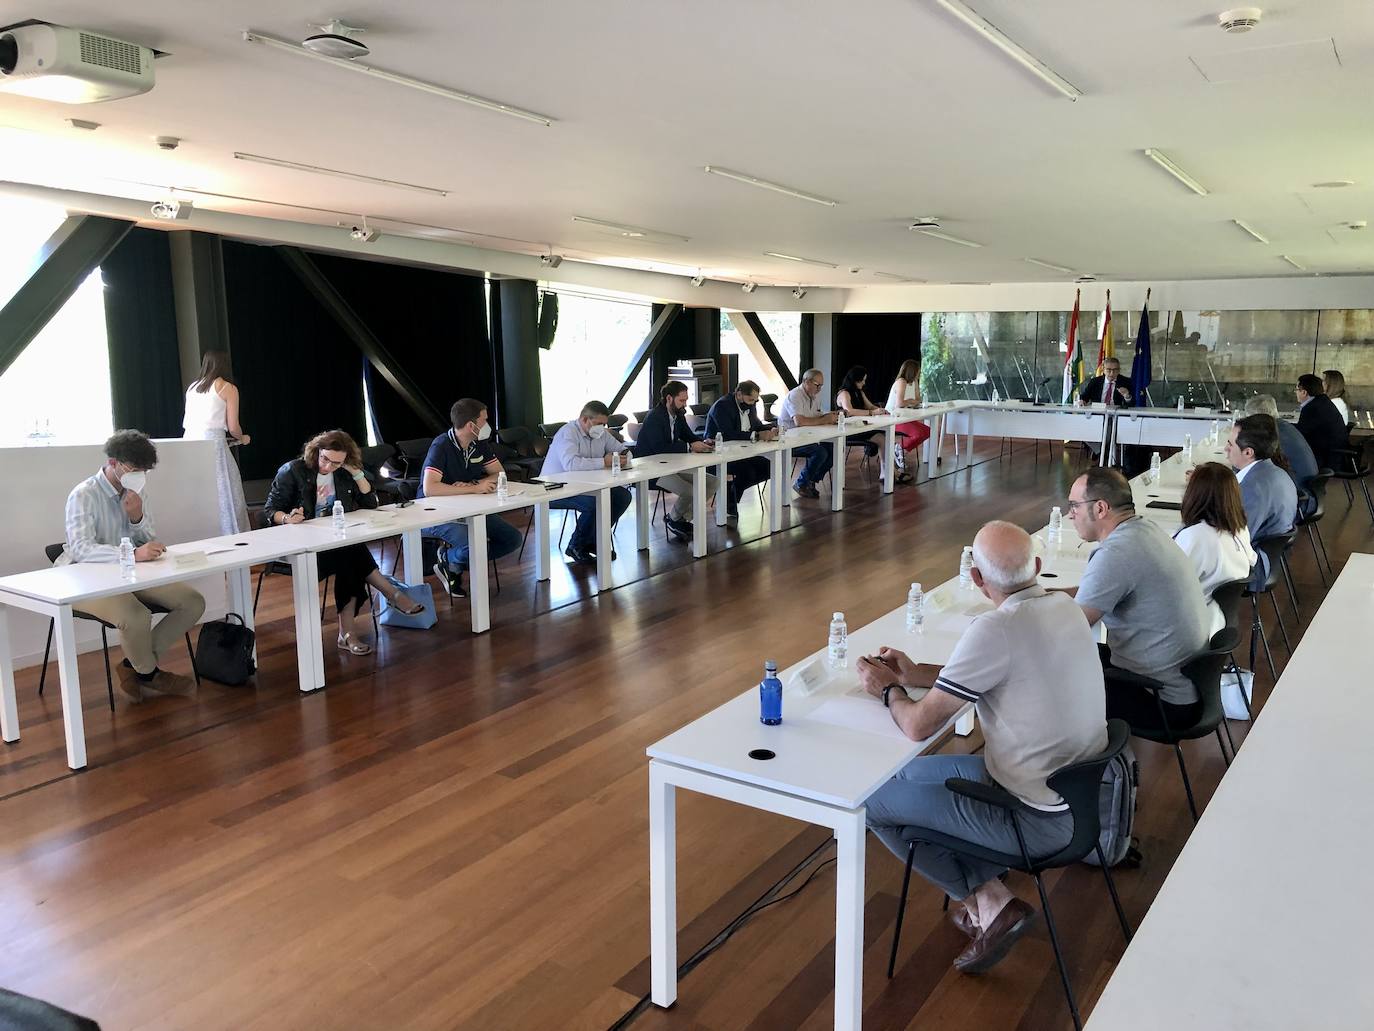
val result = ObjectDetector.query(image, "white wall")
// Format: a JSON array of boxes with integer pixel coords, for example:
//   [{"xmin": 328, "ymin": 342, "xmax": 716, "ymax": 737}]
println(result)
[{"xmin": 1, "ymin": 439, "xmax": 228, "ymax": 668}]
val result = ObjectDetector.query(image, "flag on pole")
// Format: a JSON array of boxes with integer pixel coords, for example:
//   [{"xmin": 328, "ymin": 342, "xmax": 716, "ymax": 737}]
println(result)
[
  {"xmin": 1131, "ymin": 288, "xmax": 1153, "ymax": 406},
  {"xmin": 1061, "ymin": 288, "xmax": 1084, "ymax": 404},
  {"xmin": 1096, "ymin": 289, "xmax": 1114, "ymax": 372}
]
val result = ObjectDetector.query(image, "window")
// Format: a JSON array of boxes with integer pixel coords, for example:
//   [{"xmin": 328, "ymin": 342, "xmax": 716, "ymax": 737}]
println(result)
[
  {"xmin": 719, "ymin": 311, "xmax": 800, "ymax": 401},
  {"xmin": 538, "ymin": 291, "xmax": 652, "ymax": 420}
]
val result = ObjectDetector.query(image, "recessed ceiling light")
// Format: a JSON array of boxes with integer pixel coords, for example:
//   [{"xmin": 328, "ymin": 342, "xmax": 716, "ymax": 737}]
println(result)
[
  {"xmin": 703, "ymin": 166, "xmax": 838, "ymax": 207},
  {"xmin": 570, "ymin": 215, "xmax": 690, "ymax": 243},
  {"xmin": 763, "ymin": 251, "xmax": 839, "ymax": 268},
  {"xmin": 1312, "ymin": 180, "xmax": 1355, "ymax": 189}
]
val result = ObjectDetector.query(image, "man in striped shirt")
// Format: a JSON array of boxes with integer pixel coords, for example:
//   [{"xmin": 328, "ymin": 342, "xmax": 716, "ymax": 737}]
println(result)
[{"xmin": 59, "ymin": 430, "xmax": 205, "ymax": 702}]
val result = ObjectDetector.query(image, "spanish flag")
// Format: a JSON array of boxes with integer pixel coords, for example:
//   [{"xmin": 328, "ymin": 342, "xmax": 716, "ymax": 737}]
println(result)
[{"xmin": 1097, "ymin": 289, "xmax": 1114, "ymax": 373}]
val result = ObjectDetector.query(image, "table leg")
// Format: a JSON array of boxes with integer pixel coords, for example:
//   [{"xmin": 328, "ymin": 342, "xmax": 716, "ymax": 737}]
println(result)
[
  {"xmin": 467, "ymin": 514, "xmax": 490, "ymax": 633},
  {"xmin": 929, "ymin": 416, "xmax": 943, "ymax": 479},
  {"xmin": 53, "ymin": 605, "xmax": 87, "ymax": 770},
  {"xmin": 692, "ymin": 467, "xmax": 708, "ymax": 559},
  {"xmin": 1100, "ymin": 414, "xmax": 1113, "ymax": 467},
  {"xmin": 649, "ymin": 762, "xmax": 678, "ymax": 1009},
  {"xmin": 535, "ymin": 501, "xmax": 552, "ymax": 581},
  {"xmin": 715, "ymin": 459, "xmax": 728, "ymax": 527},
  {"xmin": 768, "ymin": 450, "xmax": 785, "ymax": 534},
  {"xmin": 227, "ymin": 567, "xmax": 257, "ymax": 662},
  {"xmin": 830, "ymin": 436, "xmax": 845, "ymax": 512},
  {"xmin": 402, "ymin": 528, "xmax": 424, "ymax": 585},
  {"xmin": 635, "ymin": 485, "xmax": 650, "ymax": 551},
  {"xmin": 596, "ymin": 488, "xmax": 614, "ymax": 590},
  {"xmin": 955, "ymin": 709, "xmax": 976, "ymax": 736},
  {"xmin": 0, "ymin": 608, "xmax": 18, "ymax": 744},
  {"xmin": 781, "ymin": 445, "xmax": 793, "ymax": 508},
  {"xmin": 833, "ymin": 809, "xmax": 866, "ymax": 1031},
  {"xmin": 882, "ymin": 424, "xmax": 896, "ymax": 494},
  {"xmin": 289, "ymin": 551, "xmax": 325, "ymax": 692}
]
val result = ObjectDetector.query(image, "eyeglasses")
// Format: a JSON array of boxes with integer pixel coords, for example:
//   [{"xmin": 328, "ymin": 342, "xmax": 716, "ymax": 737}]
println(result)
[
  {"xmin": 318, "ymin": 454, "xmax": 345, "ymax": 468},
  {"xmin": 1065, "ymin": 499, "xmax": 1098, "ymax": 511}
]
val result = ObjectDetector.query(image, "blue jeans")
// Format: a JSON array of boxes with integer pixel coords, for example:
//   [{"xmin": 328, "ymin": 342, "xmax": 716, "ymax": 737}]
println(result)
[
  {"xmin": 791, "ymin": 442, "xmax": 833, "ymax": 487},
  {"xmin": 423, "ymin": 516, "xmax": 521, "ymax": 570},
  {"xmin": 550, "ymin": 486, "xmax": 632, "ymax": 550}
]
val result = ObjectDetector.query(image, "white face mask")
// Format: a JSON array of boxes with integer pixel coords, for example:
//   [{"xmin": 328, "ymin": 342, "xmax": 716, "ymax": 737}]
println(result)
[
  {"xmin": 476, "ymin": 423, "xmax": 492, "ymax": 441},
  {"xmin": 588, "ymin": 424, "xmax": 607, "ymax": 440},
  {"xmin": 120, "ymin": 469, "xmax": 147, "ymax": 495}
]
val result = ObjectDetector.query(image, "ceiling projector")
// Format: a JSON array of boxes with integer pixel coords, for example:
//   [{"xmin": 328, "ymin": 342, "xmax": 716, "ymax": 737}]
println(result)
[{"xmin": 0, "ymin": 23, "xmax": 154, "ymax": 103}]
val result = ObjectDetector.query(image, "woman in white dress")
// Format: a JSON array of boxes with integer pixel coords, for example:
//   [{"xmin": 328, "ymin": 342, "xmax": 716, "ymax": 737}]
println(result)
[
  {"xmin": 886, "ymin": 358, "xmax": 931, "ymax": 483},
  {"xmin": 182, "ymin": 350, "xmax": 251, "ymax": 534},
  {"xmin": 1173, "ymin": 462, "xmax": 1256, "ymax": 637},
  {"xmin": 1322, "ymin": 369, "xmax": 1350, "ymax": 425}
]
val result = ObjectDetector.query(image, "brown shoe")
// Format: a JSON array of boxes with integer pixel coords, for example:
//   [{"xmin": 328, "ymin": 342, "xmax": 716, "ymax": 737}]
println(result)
[
  {"xmin": 948, "ymin": 903, "xmax": 977, "ymax": 939},
  {"xmin": 115, "ymin": 663, "xmax": 144, "ymax": 704},
  {"xmin": 954, "ymin": 898, "xmax": 1035, "ymax": 974},
  {"xmin": 146, "ymin": 670, "xmax": 196, "ymax": 698}
]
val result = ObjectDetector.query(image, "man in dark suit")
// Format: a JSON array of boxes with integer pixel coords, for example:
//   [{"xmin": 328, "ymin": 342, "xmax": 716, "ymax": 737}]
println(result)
[
  {"xmin": 1076, "ymin": 356, "xmax": 1135, "ymax": 408},
  {"xmin": 635, "ymin": 380, "xmax": 719, "ymax": 541},
  {"xmin": 703, "ymin": 380, "xmax": 777, "ymax": 520},
  {"xmin": 1227, "ymin": 415, "xmax": 1298, "ymax": 587},
  {"xmin": 1245, "ymin": 394, "xmax": 1318, "ymax": 518},
  {"xmin": 1295, "ymin": 373, "xmax": 1348, "ymax": 469}
]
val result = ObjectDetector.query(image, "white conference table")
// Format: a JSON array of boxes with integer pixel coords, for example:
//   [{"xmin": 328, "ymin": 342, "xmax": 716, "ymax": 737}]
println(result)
[
  {"xmin": 944, "ymin": 401, "xmax": 1112, "ymax": 467},
  {"xmin": 645, "ymin": 536, "xmax": 1092, "ymax": 1030},
  {"xmin": 1086, "ymin": 552, "xmax": 1374, "ymax": 1031}
]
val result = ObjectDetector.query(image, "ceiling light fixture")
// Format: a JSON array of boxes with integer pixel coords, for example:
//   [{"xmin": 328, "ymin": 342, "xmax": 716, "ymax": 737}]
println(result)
[
  {"xmin": 741, "ymin": 281, "xmax": 758, "ymax": 294},
  {"xmin": 1142, "ymin": 149, "xmax": 1209, "ymax": 196},
  {"xmin": 570, "ymin": 215, "xmax": 690, "ymax": 243},
  {"xmin": 1024, "ymin": 257, "xmax": 1075, "ymax": 274},
  {"xmin": 540, "ymin": 253, "xmax": 563, "ymax": 269},
  {"xmin": 792, "ymin": 287, "xmax": 808, "ymax": 300},
  {"xmin": 874, "ymin": 271, "xmax": 927, "ymax": 282},
  {"xmin": 150, "ymin": 197, "xmax": 191, "ymax": 220},
  {"xmin": 689, "ymin": 273, "xmax": 705, "ymax": 287},
  {"xmin": 1280, "ymin": 254, "xmax": 1306, "ymax": 271},
  {"xmin": 763, "ymin": 251, "xmax": 839, "ymax": 268},
  {"xmin": 1312, "ymin": 180, "xmax": 1355, "ymax": 189},
  {"xmin": 703, "ymin": 166, "xmax": 838, "ymax": 207},
  {"xmin": 1232, "ymin": 218, "xmax": 1268, "ymax": 243},
  {"xmin": 242, "ymin": 30, "xmax": 555, "ymax": 126},
  {"xmin": 301, "ymin": 20, "xmax": 370, "ymax": 60},
  {"xmin": 909, "ymin": 225, "xmax": 983, "ymax": 248},
  {"xmin": 233, "ymin": 152, "xmax": 448, "ymax": 196},
  {"xmin": 349, "ymin": 217, "xmax": 379, "ymax": 242},
  {"xmin": 929, "ymin": 0, "xmax": 1083, "ymax": 100}
]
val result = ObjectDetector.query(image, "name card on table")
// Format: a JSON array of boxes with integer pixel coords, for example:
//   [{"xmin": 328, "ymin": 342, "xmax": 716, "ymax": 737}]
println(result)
[{"xmin": 788, "ymin": 658, "xmax": 831, "ymax": 697}]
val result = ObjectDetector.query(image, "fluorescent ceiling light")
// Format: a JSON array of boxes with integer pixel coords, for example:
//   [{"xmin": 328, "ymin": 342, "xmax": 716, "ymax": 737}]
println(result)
[
  {"xmin": 1024, "ymin": 257, "xmax": 1074, "ymax": 273},
  {"xmin": 703, "ymin": 166, "xmax": 838, "ymax": 207},
  {"xmin": 570, "ymin": 215, "xmax": 689, "ymax": 243},
  {"xmin": 1280, "ymin": 254, "xmax": 1306, "ymax": 271},
  {"xmin": 1142, "ymin": 149, "xmax": 1209, "ymax": 196},
  {"xmin": 929, "ymin": 0, "xmax": 1083, "ymax": 100},
  {"xmin": 875, "ymin": 271, "xmax": 927, "ymax": 282},
  {"xmin": 1232, "ymin": 218, "xmax": 1268, "ymax": 244},
  {"xmin": 242, "ymin": 30, "xmax": 555, "ymax": 127},
  {"xmin": 763, "ymin": 251, "xmax": 839, "ymax": 268},
  {"xmin": 233, "ymin": 153, "xmax": 448, "ymax": 196},
  {"xmin": 911, "ymin": 227, "xmax": 982, "ymax": 248}
]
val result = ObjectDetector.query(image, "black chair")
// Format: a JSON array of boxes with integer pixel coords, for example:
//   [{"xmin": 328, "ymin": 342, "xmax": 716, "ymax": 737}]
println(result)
[
  {"xmin": 37, "ymin": 544, "xmax": 199, "ymax": 711},
  {"xmin": 1296, "ymin": 470, "xmax": 1335, "ymax": 586},
  {"xmin": 1330, "ymin": 437, "xmax": 1374, "ymax": 524},
  {"xmin": 760, "ymin": 393, "xmax": 778, "ymax": 424},
  {"xmin": 606, "ymin": 413, "xmax": 629, "ymax": 443},
  {"xmin": 1246, "ymin": 533, "xmax": 1296, "ymax": 680},
  {"xmin": 360, "ymin": 443, "xmax": 405, "ymax": 503},
  {"xmin": 1210, "ymin": 577, "xmax": 1252, "ymax": 733},
  {"xmin": 632, "ymin": 410, "xmax": 651, "ymax": 423},
  {"xmin": 537, "ymin": 421, "xmax": 565, "ymax": 441},
  {"xmin": 252, "ymin": 560, "xmax": 381, "ymax": 635},
  {"xmin": 1108, "ymin": 628, "xmax": 1238, "ymax": 824},
  {"xmin": 496, "ymin": 426, "xmax": 546, "ymax": 482},
  {"xmin": 887, "ymin": 719, "xmax": 1134, "ymax": 1030}
]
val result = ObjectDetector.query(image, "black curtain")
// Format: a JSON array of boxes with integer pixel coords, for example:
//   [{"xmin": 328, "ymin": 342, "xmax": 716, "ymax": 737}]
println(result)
[
  {"xmin": 311, "ymin": 254, "xmax": 494, "ymax": 442},
  {"xmin": 832, "ymin": 313, "xmax": 922, "ymax": 408},
  {"xmin": 102, "ymin": 228, "xmax": 184, "ymax": 438},
  {"xmin": 222, "ymin": 242, "xmax": 367, "ymax": 479}
]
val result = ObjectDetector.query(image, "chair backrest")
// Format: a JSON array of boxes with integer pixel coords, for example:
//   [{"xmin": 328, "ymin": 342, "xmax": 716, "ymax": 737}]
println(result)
[
  {"xmin": 1041, "ymin": 718, "xmax": 1132, "ymax": 866},
  {"xmin": 1177, "ymin": 626, "xmax": 1241, "ymax": 739},
  {"xmin": 359, "ymin": 443, "xmax": 396, "ymax": 478},
  {"xmin": 689, "ymin": 403, "xmax": 710, "ymax": 416},
  {"xmin": 1210, "ymin": 578, "xmax": 1250, "ymax": 634},
  {"xmin": 497, "ymin": 425, "xmax": 534, "ymax": 455},
  {"xmin": 537, "ymin": 421, "xmax": 564, "ymax": 439},
  {"xmin": 607, "ymin": 413, "xmax": 628, "ymax": 428},
  {"xmin": 393, "ymin": 437, "xmax": 433, "ymax": 479},
  {"xmin": 45, "ymin": 542, "xmax": 64, "ymax": 563},
  {"xmin": 633, "ymin": 410, "xmax": 651, "ymax": 422},
  {"xmin": 1252, "ymin": 532, "xmax": 1296, "ymax": 592}
]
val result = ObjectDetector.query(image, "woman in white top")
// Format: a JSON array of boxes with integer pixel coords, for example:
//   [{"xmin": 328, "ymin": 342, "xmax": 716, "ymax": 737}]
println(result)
[
  {"xmin": 885, "ymin": 358, "xmax": 931, "ymax": 482},
  {"xmin": 1322, "ymin": 369, "xmax": 1350, "ymax": 425},
  {"xmin": 182, "ymin": 350, "xmax": 251, "ymax": 534},
  {"xmin": 1173, "ymin": 462, "xmax": 1257, "ymax": 637}
]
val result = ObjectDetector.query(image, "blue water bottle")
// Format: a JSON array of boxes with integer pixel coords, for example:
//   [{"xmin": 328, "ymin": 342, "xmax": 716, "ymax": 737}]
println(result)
[{"xmin": 759, "ymin": 660, "xmax": 782, "ymax": 725}]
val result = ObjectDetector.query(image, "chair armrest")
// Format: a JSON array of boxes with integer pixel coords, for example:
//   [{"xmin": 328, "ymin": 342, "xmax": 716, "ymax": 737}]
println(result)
[
  {"xmin": 944, "ymin": 777, "xmax": 1022, "ymax": 811},
  {"xmin": 1104, "ymin": 666, "xmax": 1166, "ymax": 694}
]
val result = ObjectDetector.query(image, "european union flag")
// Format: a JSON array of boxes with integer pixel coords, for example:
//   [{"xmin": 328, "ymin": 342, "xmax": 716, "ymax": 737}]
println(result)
[{"xmin": 1130, "ymin": 297, "xmax": 1152, "ymax": 406}]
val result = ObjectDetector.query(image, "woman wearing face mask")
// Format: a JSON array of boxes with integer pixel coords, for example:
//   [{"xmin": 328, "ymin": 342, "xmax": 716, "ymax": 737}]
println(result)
[
  {"xmin": 261, "ymin": 429, "xmax": 423, "ymax": 655},
  {"xmin": 835, "ymin": 366, "xmax": 890, "ymax": 480},
  {"xmin": 886, "ymin": 358, "xmax": 929, "ymax": 485},
  {"xmin": 182, "ymin": 350, "xmax": 251, "ymax": 534}
]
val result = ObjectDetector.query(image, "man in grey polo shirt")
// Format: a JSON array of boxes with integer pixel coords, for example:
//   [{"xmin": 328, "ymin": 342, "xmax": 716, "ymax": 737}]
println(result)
[
  {"xmin": 1067, "ymin": 467, "xmax": 1210, "ymax": 730},
  {"xmin": 777, "ymin": 368, "xmax": 840, "ymax": 498},
  {"xmin": 859, "ymin": 521, "xmax": 1107, "ymax": 975}
]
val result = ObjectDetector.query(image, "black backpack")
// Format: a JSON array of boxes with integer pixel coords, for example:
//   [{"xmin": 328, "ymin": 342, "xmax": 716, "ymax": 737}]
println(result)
[{"xmin": 194, "ymin": 613, "xmax": 256, "ymax": 686}]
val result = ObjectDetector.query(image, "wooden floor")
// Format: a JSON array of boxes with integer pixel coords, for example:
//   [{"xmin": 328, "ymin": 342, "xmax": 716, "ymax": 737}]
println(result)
[{"xmin": 1, "ymin": 443, "xmax": 1368, "ymax": 1031}]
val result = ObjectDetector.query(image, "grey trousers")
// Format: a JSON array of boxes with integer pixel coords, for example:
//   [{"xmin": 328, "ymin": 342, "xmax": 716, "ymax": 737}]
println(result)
[
  {"xmin": 656, "ymin": 472, "xmax": 718, "ymax": 520},
  {"xmin": 865, "ymin": 754, "xmax": 1074, "ymax": 900}
]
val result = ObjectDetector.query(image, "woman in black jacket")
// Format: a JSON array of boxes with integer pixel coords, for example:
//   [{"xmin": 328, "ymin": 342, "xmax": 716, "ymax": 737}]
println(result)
[{"xmin": 262, "ymin": 429, "xmax": 422, "ymax": 655}]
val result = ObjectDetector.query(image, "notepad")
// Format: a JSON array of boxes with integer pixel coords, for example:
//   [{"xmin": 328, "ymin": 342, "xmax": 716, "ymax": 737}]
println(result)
[{"xmin": 806, "ymin": 685, "xmax": 929, "ymax": 740}]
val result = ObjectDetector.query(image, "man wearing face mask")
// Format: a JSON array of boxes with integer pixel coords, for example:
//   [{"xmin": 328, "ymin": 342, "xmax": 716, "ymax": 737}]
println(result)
[
  {"xmin": 56, "ymin": 430, "xmax": 206, "ymax": 702},
  {"xmin": 540, "ymin": 400, "xmax": 634, "ymax": 563},
  {"xmin": 633, "ymin": 380, "xmax": 719, "ymax": 542},
  {"xmin": 420, "ymin": 398, "xmax": 522, "ymax": 597}
]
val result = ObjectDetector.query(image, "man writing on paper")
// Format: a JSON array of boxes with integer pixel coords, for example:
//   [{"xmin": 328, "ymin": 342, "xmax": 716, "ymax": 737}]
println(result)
[
  {"xmin": 57, "ymin": 430, "xmax": 205, "ymax": 702},
  {"xmin": 540, "ymin": 400, "xmax": 633, "ymax": 564},
  {"xmin": 857, "ymin": 521, "xmax": 1107, "ymax": 974}
]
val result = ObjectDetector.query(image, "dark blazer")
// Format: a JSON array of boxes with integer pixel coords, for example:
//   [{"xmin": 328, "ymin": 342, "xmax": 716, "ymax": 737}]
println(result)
[
  {"xmin": 635, "ymin": 403, "xmax": 699, "ymax": 456},
  {"xmin": 261, "ymin": 458, "xmax": 379, "ymax": 527},
  {"xmin": 703, "ymin": 396, "xmax": 765, "ymax": 442},
  {"xmin": 1275, "ymin": 419, "xmax": 1318, "ymax": 518},
  {"xmin": 1296, "ymin": 394, "xmax": 1348, "ymax": 469},
  {"xmin": 1077, "ymin": 374, "xmax": 1136, "ymax": 407}
]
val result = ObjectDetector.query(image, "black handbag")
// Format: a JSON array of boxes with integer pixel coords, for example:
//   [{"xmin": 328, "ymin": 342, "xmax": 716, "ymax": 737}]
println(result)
[{"xmin": 194, "ymin": 612, "xmax": 256, "ymax": 686}]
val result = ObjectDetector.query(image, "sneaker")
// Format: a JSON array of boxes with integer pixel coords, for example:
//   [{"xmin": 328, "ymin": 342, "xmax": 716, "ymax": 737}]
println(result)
[
  {"xmin": 147, "ymin": 670, "xmax": 196, "ymax": 697},
  {"xmin": 793, "ymin": 482, "xmax": 821, "ymax": 499},
  {"xmin": 433, "ymin": 562, "xmax": 464, "ymax": 597},
  {"xmin": 664, "ymin": 516, "xmax": 694, "ymax": 541},
  {"xmin": 565, "ymin": 543, "xmax": 595, "ymax": 564}
]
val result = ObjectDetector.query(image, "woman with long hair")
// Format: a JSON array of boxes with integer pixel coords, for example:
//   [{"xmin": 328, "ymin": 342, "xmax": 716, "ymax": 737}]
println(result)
[
  {"xmin": 182, "ymin": 350, "xmax": 251, "ymax": 534},
  {"xmin": 835, "ymin": 365, "xmax": 889, "ymax": 478},
  {"xmin": 1323, "ymin": 369, "xmax": 1350, "ymax": 425},
  {"xmin": 262, "ymin": 429, "xmax": 423, "ymax": 655},
  {"xmin": 1173, "ymin": 461, "xmax": 1256, "ymax": 636},
  {"xmin": 885, "ymin": 357, "xmax": 931, "ymax": 483}
]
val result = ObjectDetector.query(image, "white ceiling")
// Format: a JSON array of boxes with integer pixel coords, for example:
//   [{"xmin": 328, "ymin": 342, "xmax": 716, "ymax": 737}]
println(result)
[{"xmin": 2, "ymin": 0, "xmax": 1373, "ymax": 289}]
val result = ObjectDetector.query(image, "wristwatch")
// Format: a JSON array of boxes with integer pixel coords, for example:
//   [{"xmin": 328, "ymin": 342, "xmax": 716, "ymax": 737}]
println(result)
[{"xmin": 881, "ymin": 684, "xmax": 907, "ymax": 708}]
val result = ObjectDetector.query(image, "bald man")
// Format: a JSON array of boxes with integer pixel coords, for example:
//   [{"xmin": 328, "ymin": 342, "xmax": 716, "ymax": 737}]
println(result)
[{"xmin": 858, "ymin": 521, "xmax": 1108, "ymax": 975}]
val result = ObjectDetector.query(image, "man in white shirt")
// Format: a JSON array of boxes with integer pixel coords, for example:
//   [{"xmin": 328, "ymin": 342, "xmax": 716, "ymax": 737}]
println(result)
[
  {"xmin": 540, "ymin": 400, "xmax": 633, "ymax": 563},
  {"xmin": 777, "ymin": 368, "xmax": 840, "ymax": 498}
]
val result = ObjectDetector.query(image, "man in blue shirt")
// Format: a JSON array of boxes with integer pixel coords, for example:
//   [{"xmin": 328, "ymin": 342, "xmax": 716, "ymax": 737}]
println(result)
[
  {"xmin": 1245, "ymin": 394, "xmax": 1318, "ymax": 518},
  {"xmin": 540, "ymin": 400, "xmax": 633, "ymax": 563},
  {"xmin": 420, "ymin": 399, "xmax": 521, "ymax": 596}
]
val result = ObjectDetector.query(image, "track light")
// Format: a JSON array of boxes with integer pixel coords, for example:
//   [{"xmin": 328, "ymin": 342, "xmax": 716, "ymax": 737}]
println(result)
[
  {"xmin": 792, "ymin": 287, "xmax": 807, "ymax": 300},
  {"xmin": 348, "ymin": 218, "xmax": 379, "ymax": 243},
  {"xmin": 703, "ymin": 166, "xmax": 838, "ymax": 207},
  {"xmin": 540, "ymin": 253, "xmax": 563, "ymax": 269},
  {"xmin": 150, "ymin": 197, "xmax": 191, "ymax": 220},
  {"xmin": 741, "ymin": 281, "xmax": 757, "ymax": 294},
  {"xmin": 1142, "ymin": 149, "xmax": 1209, "ymax": 196},
  {"xmin": 1232, "ymin": 219, "xmax": 1268, "ymax": 244},
  {"xmin": 689, "ymin": 273, "xmax": 705, "ymax": 287},
  {"xmin": 929, "ymin": 0, "xmax": 1083, "ymax": 100}
]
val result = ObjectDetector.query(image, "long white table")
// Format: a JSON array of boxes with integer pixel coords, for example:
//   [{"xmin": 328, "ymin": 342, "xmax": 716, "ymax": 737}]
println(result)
[{"xmin": 1086, "ymin": 552, "xmax": 1374, "ymax": 1031}]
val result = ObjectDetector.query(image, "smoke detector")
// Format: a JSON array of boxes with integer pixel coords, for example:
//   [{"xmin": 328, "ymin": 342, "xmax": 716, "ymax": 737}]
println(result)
[
  {"xmin": 1218, "ymin": 7, "xmax": 1262, "ymax": 33},
  {"xmin": 302, "ymin": 20, "xmax": 369, "ymax": 59},
  {"xmin": 908, "ymin": 217, "xmax": 941, "ymax": 231}
]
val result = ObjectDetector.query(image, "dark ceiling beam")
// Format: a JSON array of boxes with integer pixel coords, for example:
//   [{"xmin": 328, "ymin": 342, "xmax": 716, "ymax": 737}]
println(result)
[
  {"xmin": 609, "ymin": 303, "xmax": 683, "ymax": 412},
  {"xmin": 742, "ymin": 312, "xmax": 799, "ymax": 390}
]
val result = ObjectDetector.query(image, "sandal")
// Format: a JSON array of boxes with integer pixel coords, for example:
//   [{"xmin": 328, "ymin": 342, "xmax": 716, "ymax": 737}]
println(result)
[
  {"xmin": 337, "ymin": 633, "xmax": 373, "ymax": 656},
  {"xmin": 391, "ymin": 594, "xmax": 425, "ymax": 616}
]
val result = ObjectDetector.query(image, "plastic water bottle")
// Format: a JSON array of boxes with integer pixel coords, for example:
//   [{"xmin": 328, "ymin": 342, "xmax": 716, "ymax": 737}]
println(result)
[
  {"xmin": 906, "ymin": 583, "xmax": 924, "ymax": 634},
  {"xmin": 119, "ymin": 536, "xmax": 135, "ymax": 581},
  {"xmin": 611, "ymin": 451, "xmax": 622, "ymax": 477},
  {"xmin": 992, "ymin": 386, "xmax": 1001, "ymax": 403},
  {"xmin": 1048, "ymin": 505, "xmax": 1063, "ymax": 538},
  {"xmin": 1150, "ymin": 451, "xmax": 1162, "ymax": 482},
  {"xmin": 958, "ymin": 545, "xmax": 974, "ymax": 590},
  {"xmin": 827, "ymin": 612, "xmax": 848, "ymax": 670},
  {"xmin": 332, "ymin": 500, "xmax": 346, "ymax": 538},
  {"xmin": 1177, "ymin": 395, "xmax": 1185, "ymax": 412},
  {"xmin": 759, "ymin": 661, "xmax": 783, "ymax": 725},
  {"xmin": 714, "ymin": 431, "xmax": 724, "ymax": 453},
  {"xmin": 496, "ymin": 470, "xmax": 509, "ymax": 499},
  {"xmin": 1183, "ymin": 433, "xmax": 1193, "ymax": 463},
  {"xmin": 837, "ymin": 412, "xmax": 847, "ymax": 431}
]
